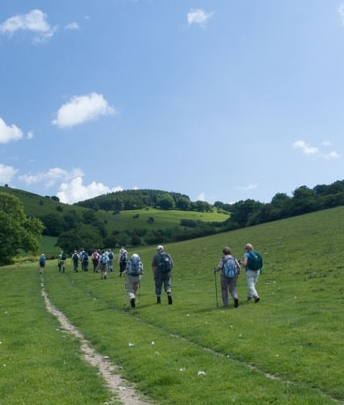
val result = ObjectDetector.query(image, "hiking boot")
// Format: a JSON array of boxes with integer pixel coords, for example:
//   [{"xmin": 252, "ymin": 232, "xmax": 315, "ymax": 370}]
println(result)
[
  {"xmin": 168, "ymin": 295, "xmax": 173, "ymax": 305},
  {"xmin": 234, "ymin": 298, "xmax": 239, "ymax": 308},
  {"xmin": 156, "ymin": 296, "xmax": 161, "ymax": 304},
  {"xmin": 130, "ymin": 298, "xmax": 136, "ymax": 308},
  {"xmin": 254, "ymin": 296, "xmax": 260, "ymax": 303}
]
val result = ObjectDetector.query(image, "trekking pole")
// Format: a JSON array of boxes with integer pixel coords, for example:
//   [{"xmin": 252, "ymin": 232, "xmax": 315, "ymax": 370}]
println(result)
[{"xmin": 213, "ymin": 270, "xmax": 219, "ymax": 308}]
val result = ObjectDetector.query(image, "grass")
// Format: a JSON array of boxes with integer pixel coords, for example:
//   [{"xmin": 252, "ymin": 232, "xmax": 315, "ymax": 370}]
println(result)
[{"xmin": 2, "ymin": 206, "xmax": 344, "ymax": 404}]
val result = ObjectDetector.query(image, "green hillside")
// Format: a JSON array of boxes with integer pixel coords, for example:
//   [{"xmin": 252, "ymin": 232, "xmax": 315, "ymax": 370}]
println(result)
[{"xmin": 2, "ymin": 205, "xmax": 344, "ymax": 404}]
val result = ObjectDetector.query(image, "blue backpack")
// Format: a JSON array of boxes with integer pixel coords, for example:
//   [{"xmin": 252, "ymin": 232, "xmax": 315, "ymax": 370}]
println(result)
[
  {"xmin": 223, "ymin": 256, "xmax": 238, "ymax": 278},
  {"xmin": 129, "ymin": 256, "xmax": 141, "ymax": 276},
  {"xmin": 100, "ymin": 254, "xmax": 107, "ymax": 264}
]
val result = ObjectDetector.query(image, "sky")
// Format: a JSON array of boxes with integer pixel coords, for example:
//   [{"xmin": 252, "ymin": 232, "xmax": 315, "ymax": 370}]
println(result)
[{"xmin": 1, "ymin": 0, "xmax": 344, "ymax": 205}]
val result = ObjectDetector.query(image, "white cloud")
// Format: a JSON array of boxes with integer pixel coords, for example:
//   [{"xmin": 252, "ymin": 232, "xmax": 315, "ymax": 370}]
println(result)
[
  {"xmin": 65, "ymin": 22, "xmax": 79, "ymax": 30},
  {"xmin": 0, "ymin": 9, "xmax": 55, "ymax": 42},
  {"xmin": 292, "ymin": 140, "xmax": 339, "ymax": 160},
  {"xmin": 52, "ymin": 92, "xmax": 116, "ymax": 128},
  {"xmin": 0, "ymin": 117, "xmax": 23, "ymax": 143},
  {"xmin": 19, "ymin": 167, "xmax": 83, "ymax": 187},
  {"xmin": 57, "ymin": 176, "xmax": 123, "ymax": 204},
  {"xmin": 197, "ymin": 192, "xmax": 206, "ymax": 201},
  {"xmin": 293, "ymin": 140, "xmax": 319, "ymax": 156},
  {"xmin": 187, "ymin": 9, "xmax": 213, "ymax": 26},
  {"xmin": 0, "ymin": 164, "xmax": 18, "ymax": 183}
]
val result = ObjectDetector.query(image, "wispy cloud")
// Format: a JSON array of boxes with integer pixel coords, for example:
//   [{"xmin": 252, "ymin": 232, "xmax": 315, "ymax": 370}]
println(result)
[
  {"xmin": 338, "ymin": 3, "xmax": 344, "ymax": 25},
  {"xmin": 0, "ymin": 9, "xmax": 56, "ymax": 42},
  {"xmin": 0, "ymin": 117, "xmax": 23, "ymax": 143},
  {"xmin": 292, "ymin": 140, "xmax": 340, "ymax": 160},
  {"xmin": 65, "ymin": 22, "xmax": 79, "ymax": 30},
  {"xmin": 187, "ymin": 9, "xmax": 213, "ymax": 26},
  {"xmin": 0, "ymin": 164, "xmax": 18, "ymax": 183},
  {"xmin": 19, "ymin": 168, "xmax": 83, "ymax": 187},
  {"xmin": 238, "ymin": 183, "xmax": 259, "ymax": 192},
  {"xmin": 52, "ymin": 92, "xmax": 117, "ymax": 128}
]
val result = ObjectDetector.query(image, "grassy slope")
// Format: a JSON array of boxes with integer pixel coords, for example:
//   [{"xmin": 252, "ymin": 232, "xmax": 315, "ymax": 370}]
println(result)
[
  {"xmin": 0, "ymin": 186, "xmax": 229, "ymax": 256},
  {"xmin": 2, "ymin": 206, "xmax": 344, "ymax": 404}
]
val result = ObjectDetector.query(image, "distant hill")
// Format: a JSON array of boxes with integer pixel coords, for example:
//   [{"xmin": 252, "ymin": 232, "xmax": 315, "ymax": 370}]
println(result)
[{"xmin": 0, "ymin": 186, "xmax": 230, "ymax": 254}]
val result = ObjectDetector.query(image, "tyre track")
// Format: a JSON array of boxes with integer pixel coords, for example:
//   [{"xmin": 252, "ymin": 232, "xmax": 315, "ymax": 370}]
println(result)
[{"xmin": 41, "ymin": 280, "xmax": 153, "ymax": 405}]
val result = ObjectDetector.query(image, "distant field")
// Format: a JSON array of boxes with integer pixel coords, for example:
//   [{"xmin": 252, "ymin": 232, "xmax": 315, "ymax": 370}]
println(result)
[{"xmin": 0, "ymin": 186, "xmax": 229, "ymax": 246}]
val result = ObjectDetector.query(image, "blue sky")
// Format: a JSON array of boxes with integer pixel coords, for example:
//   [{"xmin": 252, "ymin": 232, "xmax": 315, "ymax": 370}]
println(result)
[{"xmin": 1, "ymin": 1, "xmax": 344, "ymax": 205}]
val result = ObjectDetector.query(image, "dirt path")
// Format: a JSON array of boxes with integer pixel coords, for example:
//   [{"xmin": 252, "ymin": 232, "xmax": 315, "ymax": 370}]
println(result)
[{"xmin": 41, "ymin": 282, "xmax": 153, "ymax": 405}]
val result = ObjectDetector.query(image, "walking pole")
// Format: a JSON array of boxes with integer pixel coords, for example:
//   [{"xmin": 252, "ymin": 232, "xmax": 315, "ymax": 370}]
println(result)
[{"xmin": 213, "ymin": 269, "xmax": 219, "ymax": 308}]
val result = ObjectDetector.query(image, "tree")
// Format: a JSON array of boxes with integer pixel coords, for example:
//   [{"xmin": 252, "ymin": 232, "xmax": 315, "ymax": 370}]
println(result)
[
  {"xmin": 56, "ymin": 224, "xmax": 103, "ymax": 254},
  {"xmin": 0, "ymin": 192, "xmax": 44, "ymax": 265}
]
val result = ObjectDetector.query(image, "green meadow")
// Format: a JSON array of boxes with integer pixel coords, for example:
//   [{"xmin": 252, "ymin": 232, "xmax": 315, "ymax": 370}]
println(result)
[{"xmin": 2, "ymin": 206, "xmax": 344, "ymax": 404}]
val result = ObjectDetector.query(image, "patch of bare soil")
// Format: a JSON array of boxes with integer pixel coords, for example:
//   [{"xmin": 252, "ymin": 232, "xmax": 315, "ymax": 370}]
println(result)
[{"xmin": 41, "ymin": 283, "xmax": 153, "ymax": 405}]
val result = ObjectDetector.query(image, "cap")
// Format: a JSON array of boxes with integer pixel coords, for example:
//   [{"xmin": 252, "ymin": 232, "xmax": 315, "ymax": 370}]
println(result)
[
  {"xmin": 157, "ymin": 245, "xmax": 163, "ymax": 251},
  {"xmin": 131, "ymin": 253, "xmax": 139, "ymax": 259}
]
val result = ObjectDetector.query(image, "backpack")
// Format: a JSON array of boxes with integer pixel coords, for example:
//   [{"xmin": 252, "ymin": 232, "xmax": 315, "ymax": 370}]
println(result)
[
  {"xmin": 83, "ymin": 252, "xmax": 88, "ymax": 261},
  {"xmin": 100, "ymin": 254, "xmax": 107, "ymax": 264},
  {"xmin": 108, "ymin": 252, "xmax": 114, "ymax": 260},
  {"xmin": 92, "ymin": 252, "xmax": 99, "ymax": 261},
  {"xmin": 223, "ymin": 256, "xmax": 238, "ymax": 278},
  {"xmin": 120, "ymin": 252, "xmax": 127, "ymax": 262},
  {"xmin": 72, "ymin": 253, "xmax": 79, "ymax": 261},
  {"xmin": 61, "ymin": 252, "xmax": 67, "ymax": 260},
  {"xmin": 39, "ymin": 256, "xmax": 45, "ymax": 266},
  {"xmin": 129, "ymin": 256, "xmax": 141, "ymax": 275},
  {"xmin": 158, "ymin": 252, "xmax": 172, "ymax": 273},
  {"xmin": 247, "ymin": 251, "xmax": 263, "ymax": 271}
]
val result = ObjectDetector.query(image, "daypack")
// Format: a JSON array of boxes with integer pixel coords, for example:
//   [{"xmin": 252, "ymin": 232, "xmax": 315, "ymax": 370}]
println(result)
[
  {"xmin": 100, "ymin": 254, "xmax": 107, "ymax": 264},
  {"xmin": 108, "ymin": 252, "xmax": 114, "ymax": 260},
  {"xmin": 39, "ymin": 256, "xmax": 46, "ymax": 266},
  {"xmin": 129, "ymin": 257, "xmax": 141, "ymax": 276},
  {"xmin": 83, "ymin": 252, "xmax": 89, "ymax": 261},
  {"xmin": 72, "ymin": 253, "xmax": 79, "ymax": 261},
  {"xmin": 247, "ymin": 251, "xmax": 263, "ymax": 271},
  {"xmin": 158, "ymin": 252, "xmax": 172, "ymax": 273},
  {"xmin": 223, "ymin": 256, "xmax": 238, "ymax": 278},
  {"xmin": 92, "ymin": 252, "xmax": 99, "ymax": 261},
  {"xmin": 61, "ymin": 252, "xmax": 67, "ymax": 260},
  {"xmin": 120, "ymin": 252, "xmax": 127, "ymax": 262}
]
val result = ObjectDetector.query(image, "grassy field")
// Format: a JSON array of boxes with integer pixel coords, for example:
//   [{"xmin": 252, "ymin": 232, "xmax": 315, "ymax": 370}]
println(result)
[{"xmin": 2, "ymin": 206, "xmax": 344, "ymax": 404}]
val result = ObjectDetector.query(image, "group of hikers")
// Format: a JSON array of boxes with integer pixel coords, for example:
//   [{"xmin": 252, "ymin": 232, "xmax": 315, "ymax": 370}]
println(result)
[{"xmin": 39, "ymin": 242, "xmax": 262, "ymax": 310}]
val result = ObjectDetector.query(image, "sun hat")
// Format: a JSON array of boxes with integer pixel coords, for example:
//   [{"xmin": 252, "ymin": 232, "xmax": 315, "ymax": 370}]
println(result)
[{"xmin": 157, "ymin": 245, "xmax": 164, "ymax": 251}]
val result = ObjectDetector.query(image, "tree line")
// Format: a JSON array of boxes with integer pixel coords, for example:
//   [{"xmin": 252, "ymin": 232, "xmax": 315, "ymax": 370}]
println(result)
[{"xmin": 2, "ymin": 180, "xmax": 344, "ymax": 264}]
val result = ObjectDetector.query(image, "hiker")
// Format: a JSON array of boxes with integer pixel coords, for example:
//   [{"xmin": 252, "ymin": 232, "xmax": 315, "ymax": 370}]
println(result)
[
  {"xmin": 213, "ymin": 247, "xmax": 240, "ymax": 308},
  {"xmin": 107, "ymin": 249, "xmax": 114, "ymax": 272},
  {"xmin": 39, "ymin": 254, "xmax": 46, "ymax": 274},
  {"xmin": 99, "ymin": 251, "xmax": 109, "ymax": 279},
  {"xmin": 242, "ymin": 243, "xmax": 262, "ymax": 303},
  {"xmin": 59, "ymin": 251, "xmax": 67, "ymax": 273},
  {"xmin": 151, "ymin": 245, "xmax": 173, "ymax": 305},
  {"xmin": 118, "ymin": 247, "xmax": 128, "ymax": 277},
  {"xmin": 91, "ymin": 250, "xmax": 99, "ymax": 273},
  {"xmin": 71, "ymin": 250, "xmax": 80, "ymax": 272},
  {"xmin": 123, "ymin": 253, "xmax": 143, "ymax": 308},
  {"xmin": 81, "ymin": 250, "xmax": 89, "ymax": 271}
]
